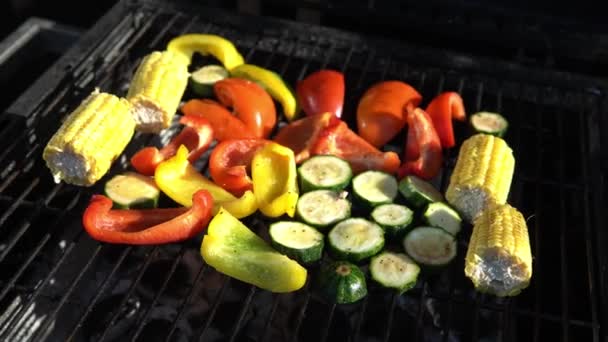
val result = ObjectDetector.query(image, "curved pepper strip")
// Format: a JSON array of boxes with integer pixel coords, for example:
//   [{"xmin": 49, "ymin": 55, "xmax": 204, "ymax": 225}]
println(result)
[
  {"xmin": 82, "ymin": 190, "xmax": 213, "ymax": 245},
  {"xmin": 214, "ymin": 78, "xmax": 277, "ymax": 138},
  {"xmin": 425, "ymin": 92, "xmax": 466, "ymax": 148},
  {"xmin": 397, "ymin": 108, "xmax": 443, "ymax": 180},
  {"xmin": 296, "ymin": 69, "xmax": 344, "ymax": 118},
  {"xmin": 312, "ymin": 119, "xmax": 401, "ymax": 174},
  {"xmin": 230, "ymin": 64, "xmax": 299, "ymax": 121},
  {"xmin": 356, "ymin": 81, "xmax": 422, "ymax": 148},
  {"xmin": 273, "ymin": 112, "xmax": 337, "ymax": 163},
  {"xmin": 167, "ymin": 34, "xmax": 244, "ymax": 70},
  {"xmin": 130, "ymin": 116, "xmax": 214, "ymax": 176},
  {"xmin": 155, "ymin": 145, "xmax": 257, "ymax": 218},
  {"xmin": 251, "ymin": 142, "xmax": 299, "ymax": 218},
  {"xmin": 181, "ymin": 99, "xmax": 256, "ymax": 142},
  {"xmin": 209, "ymin": 139, "xmax": 271, "ymax": 197}
]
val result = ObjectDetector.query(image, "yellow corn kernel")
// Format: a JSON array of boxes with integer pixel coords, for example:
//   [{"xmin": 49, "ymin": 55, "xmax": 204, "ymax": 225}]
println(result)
[
  {"xmin": 446, "ymin": 134, "xmax": 515, "ymax": 222},
  {"xmin": 126, "ymin": 50, "xmax": 189, "ymax": 133},
  {"xmin": 43, "ymin": 90, "xmax": 135, "ymax": 186},
  {"xmin": 465, "ymin": 204, "xmax": 532, "ymax": 297}
]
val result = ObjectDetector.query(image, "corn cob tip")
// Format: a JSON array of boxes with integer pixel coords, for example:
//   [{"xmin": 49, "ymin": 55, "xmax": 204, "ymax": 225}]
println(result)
[{"xmin": 465, "ymin": 204, "xmax": 532, "ymax": 297}]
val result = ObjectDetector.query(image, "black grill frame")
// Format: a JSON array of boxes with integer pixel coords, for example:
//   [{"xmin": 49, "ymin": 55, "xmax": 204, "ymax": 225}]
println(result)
[{"xmin": 0, "ymin": 0, "xmax": 607, "ymax": 341}]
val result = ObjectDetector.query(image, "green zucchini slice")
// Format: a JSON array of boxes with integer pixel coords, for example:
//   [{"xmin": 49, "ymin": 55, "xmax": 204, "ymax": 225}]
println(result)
[
  {"xmin": 269, "ymin": 221, "xmax": 324, "ymax": 264},
  {"xmin": 352, "ymin": 171, "xmax": 398, "ymax": 208},
  {"xmin": 402, "ymin": 226, "xmax": 457, "ymax": 269},
  {"xmin": 370, "ymin": 251, "xmax": 420, "ymax": 293},
  {"xmin": 371, "ymin": 203, "xmax": 414, "ymax": 239},
  {"xmin": 328, "ymin": 218, "xmax": 384, "ymax": 262},
  {"xmin": 470, "ymin": 111, "xmax": 509, "ymax": 137},
  {"xmin": 296, "ymin": 190, "xmax": 351, "ymax": 229},
  {"xmin": 423, "ymin": 202, "xmax": 462, "ymax": 236},
  {"xmin": 190, "ymin": 65, "xmax": 229, "ymax": 97},
  {"xmin": 398, "ymin": 175, "xmax": 443, "ymax": 209},
  {"xmin": 104, "ymin": 172, "xmax": 160, "ymax": 209},
  {"xmin": 297, "ymin": 155, "xmax": 352, "ymax": 192}
]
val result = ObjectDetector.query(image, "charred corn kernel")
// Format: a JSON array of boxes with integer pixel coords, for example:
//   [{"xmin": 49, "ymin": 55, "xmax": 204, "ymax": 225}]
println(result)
[
  {"xmin": 465, "ymin": 204, "xmax": 532, "ymax": 297},
  {"xmin": 43, "ymin": 91, "xmax": 135, "ymax": 186},
  {"xmin": 126, "ymin": 50, "xmax": 189, "ymax": 133},
  {"xmin": 446, "ymin": 134, "xmax": 515, "ymax": 222}
]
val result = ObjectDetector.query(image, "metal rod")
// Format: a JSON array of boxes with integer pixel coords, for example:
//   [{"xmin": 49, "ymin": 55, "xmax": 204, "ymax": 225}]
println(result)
[{"xmin": 228, "ymin": 286, "xmax": 257, "ymax": 342}]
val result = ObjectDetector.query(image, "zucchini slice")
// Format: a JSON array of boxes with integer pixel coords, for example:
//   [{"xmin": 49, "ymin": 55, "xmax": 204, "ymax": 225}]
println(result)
[
  {"xmin": 371, "ymin": 203, "xmax": 414, "ymax": 239},
  {"xmin": 328, "ymin": 218, "xmax": 384, "ymax": 262},
  {"xmin": 315, "ymin": 261, "xmax": 367, "ymax": 304},
  {"xmin": 423, "ymin": 202, "xmax": 462, "ymax": 236},
  {"xmin": 298, "ymin": 155, "xmax": 352, "ymax": 192},
  {"xmin": 402, "ymin": 227, "xmax": 457, "ymax": 269},
  {"xmin": 190, "ymin": 65, "xmax": 229, "ymax": 97},
  {"xmin": 370, "ymin": 251, "xmax": 420, "ymax": 293},
  {"xmin": 352, "ymin": 171, "xmax": 398, "ymax": 208},
  {"xmin": 470, "ymin": 111, "xmax": 509, "ymax": 138},
  {"xmin": 398, "ymin": 175, "xmax": 443, "ymax": 209},
  {"xmin": 269, "ymin": 221, "xmax": 324, "ymax": 264},
  {"xmin": 296, "ymin": 190, "xmax": 351, "ymax": 229},
  {"xmin": 104, "ymin": 172, "xmax": 160, "ymax": 209}
]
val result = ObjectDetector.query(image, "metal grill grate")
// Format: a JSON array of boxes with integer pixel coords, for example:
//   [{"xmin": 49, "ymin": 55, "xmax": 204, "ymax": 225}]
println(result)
[{"xmin": 0, "ymin": 1, "xmax": 606, "ymax": 341}]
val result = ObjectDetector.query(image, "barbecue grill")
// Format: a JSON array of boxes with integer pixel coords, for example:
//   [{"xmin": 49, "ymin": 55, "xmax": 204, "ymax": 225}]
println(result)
[{"xmin": 1, "ymin": 0, "xmax": 607, "ymax": 341}]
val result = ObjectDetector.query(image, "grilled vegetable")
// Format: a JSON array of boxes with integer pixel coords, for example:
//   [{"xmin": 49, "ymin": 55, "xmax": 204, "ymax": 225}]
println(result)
[
  {"xmin": 155, "ymin": 145, "xmax": 258, "ymax": 218},
  {"xmin": 231, "ymin": 64, "xmax": 299, "ymax": 121},
  {"xmin": 126, "ymin": 50, "xmax": 189, "ymax": 133},
  {"xmin": 470, "ymin": 111, "xmax": 509, "ymax": 137},
  {"xmin": 181, "ymin": 99, "xmax": 256, "ymax": 141},
  {"xmin": 214, "ymin": 78, "xmax": 277, "ymax": 138},
  {"xmin": 370, "ymin": 203, "xmax": 414, "ymax": 239},
  {"xmin": 328, "ymin": 218, "xmax": 384, "ymax": 262},
  {"xmin": 465, "ymin": 204, "xmax": 532, "ymax": 297},
  {"xmin": 269, "ymin": 221, "xmax": 324, "ymax": 264},
  {"xmin": 357, "ymin": 81, "xmax": 422, "ymax": 147},
  {"xmin": 297, "ymin": 69, "xmax": 344, "ymax": 118},
  {"xmin": 352, "ymin": 170, "xmax": 398, "ymax": 208},
  {"xmin": 423, "ymin": 202, "xmax": 462, "ymax": 236},
  {"xmin": 398, "ymin": 175, "xmax": 444, "ymax": 209},
  {"xmin": 403, "ymin": 227, "xmax": 457, "ymax": 269},
  {"xmin": 201, "ymin": 208, "xmax": 307, "ymax": 293},
  {"xmin": 273, "ymin": 112, "xmax": 336, "ymax": 163},
  {"xmin": 43, "ymin": 91, "xmax": 135, "ymax": 186},
  {"xmin": 104, "ymin": 172, "xmax": 159, "ymax": 209},
  {"xmin": 251, "ymin": 142, "xmax": 299, "ymax": 218},
  {"xmin": 425, "ymin": 92, "xmax": 466, "ymax": 148},
  {"xmin": 167, "ymin": 34, "xmax": 244, "ymax": 69},
  {"xmin": 315, "ymin": 261, "xmax": 367, "ymax": 304},
  {"xmin": 296, "ymin": 190, "xmax": 351, "ymax": 229},
  {"xmin": 83, "ymin": 190, "xmax": 213, "ymax": 245},
  {"xmin": 190, "ymin": 65, "xmax": 229, "ymax": 97},
  {"xmin": 370, "ymin": 251, "xmax": 420, "ymax": 293},
  {"xmin": 397, "ymin": 107, "xmax": 443, "ymax": 180},
  {"xmin": 298, "ymin": 155, "xmax": 352, "ymax": 192},
  {"xmin": 130, "ymin": 115, "xmax": 214, "ymax": 176},
  {"xmin": 446, "ymin": 134, "xmax": 515, "ymax": 222}
]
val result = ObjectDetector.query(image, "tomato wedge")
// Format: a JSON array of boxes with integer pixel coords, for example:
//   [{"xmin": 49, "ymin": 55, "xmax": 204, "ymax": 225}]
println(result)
[
  {"xmin": 397, "ymin": 108, "xmax": 442, "ymax": 180},
  {"xmin": 273, "ymin": 112, "xmax": 337, "ymax": 163},
  {"xmin": 425, "ymin": 92, "xmax": 466, "ymax": 148},
  {"xmin": 296, "ymin": 69, "xmax": 345, "ymax": 118}
]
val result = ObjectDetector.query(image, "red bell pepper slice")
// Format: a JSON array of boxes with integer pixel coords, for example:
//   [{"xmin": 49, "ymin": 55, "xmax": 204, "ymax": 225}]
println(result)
[
  {"xmin": 181, "ymin": 99, "xmax": 256, "ymax": 142},
  {"xmin": 209, "ymin": 139, "xmax": 271, "ymax": 197},
  {"xmin": 356, "ymin": 81, "xmax": 422, "ymax": 148},
  {"xmin": 397, "ymin": 108, "xmax": 442, "ymax": 180},
  {"xmin": 214, "ymin": 78, "xmax": 277, "ymax": 138},
  {"xmin": 82, "ymin": 190, "xmax": 214, "ymax": 245},
  {"xmin": 273, "ymin": 112, "xmax": 337, "ymax": 163},
  {"xmin": 130, "ymin": 116, "xmax": 214, "ymax": 176},
  {"xmin": 296, "ymin": 69, "xmax": 345, "ymax": 118},
  {"xmin": 312, "ymin": 120, "xmax": 401, "ymax": 174},
  {"xmin": 425, "ymin": 92, "xmax": 466, "ymax": 148}
]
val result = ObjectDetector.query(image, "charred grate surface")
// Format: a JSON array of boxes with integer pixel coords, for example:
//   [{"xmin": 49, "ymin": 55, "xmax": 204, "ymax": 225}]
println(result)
[{"xmin": 0, "ymin": 1, "xmax": 606, "ymax": 341}]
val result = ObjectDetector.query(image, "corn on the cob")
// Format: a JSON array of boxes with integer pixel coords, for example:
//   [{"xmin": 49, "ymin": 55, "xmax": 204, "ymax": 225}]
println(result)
[
  {"xmin": 126, "ymin": 50, "xmax": 189, "ymax": 133},
  {"xmin": 43, "ymin": 90, "xmax": 135, "ymax": 186},
  {"xmin": 465, "ymin": 204, "xmax": 532, "ymax": 296},
  {"xmin": 446, "ymin": 134, "xmax": 515, "ymax": 222}
]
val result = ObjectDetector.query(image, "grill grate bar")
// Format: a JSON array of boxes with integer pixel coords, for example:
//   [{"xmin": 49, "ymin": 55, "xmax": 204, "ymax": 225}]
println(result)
[
  {"xmin": 146, "ymin": 12, "xmax": 184, "ymax": 49},
  {"xmin": 319, "ymin": 303, "xmax": 336, "ymax": 342},
  {"xmin": 382, "ymin": 293, "xmax": 399, "ymax": 342},
  {"xmin": 557, "ymin": 104, "xmax": 570, "ymax": 342},
  {"xmin": 414, "ymin": 282, "xmax": 429, "ymax": 342},
  {"xmin": 532, "ymin": 94, "xmax": 545, "ymax": 342},
  {"xmin": 130, "ymin": 245, "xmax": 189, "ymax": 342},
  {"xmin": 228, "ymin": 286, "xmax": 257, "ymax": 342},
  {"xmin": 97, "ymin": 247, "xmax": 161, "ymax": 342},
  {"xmin": 353, "ymin": 296, "xmax": 369, "ymax": 342},
  {"xmin": 0, "ymin": 178, "xmax": 39, "ymax": 228},
  {"xmin": 295, "ymin": 39, "xmax": 323, "ymax": 82},
  {"xmin": 66, "ymin": 246, "xmax": 133, "ymax": 342},
  {"xmin": 164, "ymin": 263, "xmax": 208, "ymax": 342},
  {"xmin": 259, "ymin": 294, "xmax": 281, "ymax": 342},
  {"xmin": 290, "ymin": 291, "xmax": 311, "ymax": 342},
  {"xmin": 30, "ymin": 244, "xmax": 105, "ymax": 342},
  {"xmin": 196, "ymin": 276, "xmax": 231, "ymax": 341}
]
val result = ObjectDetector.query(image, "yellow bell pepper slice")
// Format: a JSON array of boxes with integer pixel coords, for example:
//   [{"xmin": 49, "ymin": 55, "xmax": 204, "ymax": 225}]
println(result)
[
  {"xmin": 201, "ymin": 208, "xmax": 307, "ymax": 293},
  {"xmin": 251, "ymin": 142, "xmax": 299, "ymax": 217},
  {"xmin": 155, "ymin": 145, "xmax": 257, "ymax": 218},
  {"xmin": 167, "ymin": 34, "xmax": 245, "ymax": 70},
  {"xmin": 230, "ymin": 64, "xmax": 299, "ymax": 121}
]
